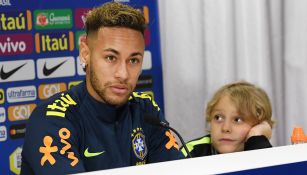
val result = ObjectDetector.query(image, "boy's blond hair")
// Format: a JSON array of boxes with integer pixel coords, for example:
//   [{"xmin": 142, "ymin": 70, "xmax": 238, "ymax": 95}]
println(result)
[{"xmin": 206, "ymin": 81, "xmax": 274, "ymax": 127}]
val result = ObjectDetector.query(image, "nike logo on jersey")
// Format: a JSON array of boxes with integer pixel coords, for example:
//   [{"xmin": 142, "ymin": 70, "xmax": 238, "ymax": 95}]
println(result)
[
  {"xmin": 0, "ymin": 63, "xmax": 27, "ymax": 80},
  {"xmin": 84, "ymin": 148, "xmax": 105, "ymax": 157},
  {"xmin": 43, "ymin": 60, "xmax": 67, "ymax": 76}
]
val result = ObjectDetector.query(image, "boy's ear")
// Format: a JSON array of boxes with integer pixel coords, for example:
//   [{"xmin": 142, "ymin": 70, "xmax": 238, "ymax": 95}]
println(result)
[{"xmin": 79, "ymin": 35, "xmax": 90, "ymax": 64}]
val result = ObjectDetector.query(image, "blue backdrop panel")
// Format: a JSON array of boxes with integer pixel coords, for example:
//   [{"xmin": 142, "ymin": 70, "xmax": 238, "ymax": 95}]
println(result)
[{"xmin": 0, "ymin": 0, "xmax": 164, "ymax": 174}]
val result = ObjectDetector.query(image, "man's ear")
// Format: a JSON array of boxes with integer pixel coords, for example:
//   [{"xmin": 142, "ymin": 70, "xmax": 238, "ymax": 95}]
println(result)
[{"xmin": 79, "ymin": 35, "xmax": 90, "ymax": 64}]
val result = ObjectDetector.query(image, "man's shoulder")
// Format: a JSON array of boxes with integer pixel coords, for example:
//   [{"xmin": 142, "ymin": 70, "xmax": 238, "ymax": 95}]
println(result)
[
  {"xmin": 31, "ymin": 82, "xmax": 85, "ymax": 119},
  {"xmin": 129, "ymin": 92, "xmax": 161, "ymax": 112}
]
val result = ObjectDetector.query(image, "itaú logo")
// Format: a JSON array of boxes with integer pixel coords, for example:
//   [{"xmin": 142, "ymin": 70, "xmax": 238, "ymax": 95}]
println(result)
[
  {"xmin": 38, "ymin": 83, "xmax": 66, "ymax": 100},
  {"xmin": 35, "ymin": 31, "xmax": 74, "ymax": 53},
  {"xmin": 0, "ymin": 11, "xmax": 32, "ymax": 31},
  {"xmin": 8, "ymin": 104, "xmax": 36, "ymax": 121}
]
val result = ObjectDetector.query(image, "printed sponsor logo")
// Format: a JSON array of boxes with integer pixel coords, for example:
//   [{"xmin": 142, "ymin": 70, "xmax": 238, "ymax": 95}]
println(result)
[
  {"xmin": 68, "ymin": 81, "xmax": 82, "ymax": 89},
  {"xmin": 7, "ymin": 85, "xmax": 37, "ymax": 103},
  {"xmin": 0, "ymin": 34, "xmax": 33, "ymax": 55},
  {"xmin": 142, "ymin": 6, "xmax": 149, "ymax": 24},
  {"xmin": 76, "ymin": 56, "xmax": 85, "ymax": 76},
  {"xmin": 136, "ymin": 75, "xmax": 153, "ymax": 89},
  {"xmin": 46, "ymin": 93, "xmax": 77, "ymax": 118},
  {"xmin": 114, "ymin": 0, "xmax": 130, "ymax": 3},
  {"xmin": 0, "ymin": 107, "xmax": 6, "ymax": 123},
  {"xmin": 37, "ymin": 56, "xmax": 75, "ymax": 79},
  {"xmin": 74, "ymin": 8, "xmax": 91, "ymax": 29},
  {"xmin": 84, "ymin": 148, "xmax": 105, "ymax": 157},
  {"xmin": 34, "ymin": 9, "xmax": 72, "ymax": 30},
  {"xmin": 9, "ymin": 123, "xmax": 26, "ymax": 139},
  {"xmin": 134, "ymin": 6, "xmax": 150, "ymax": 46},
  {"xmin": 75, "ymin": 30, "xmax": 86, "ymax": 50},
  {"xmin": 35, "ymin": 31, "xmax": 74, "ymax": 53},
  {"xmin": 0, "ymin": 125, "xmax": 7, "ymax": 142},
  {"xmin": 144, "ymin": 28, "xmax": 150, "ymax": 46},
  {"xmin": 0, "ymin": 59, "xmax": 35, "ymax": 83},
  {"xmin": 8, "ymin": 103, "xmax": 36, "ymax": 121},
  {"xmin": 39, "ymin": 128, "xmax": 79, "ymax": 166},
  {"xmin": 38, "ymin": 83, "xmax": 66, "ymax": 99},
  {"xmin": 0, "ymin": 0, "xmax": 12, "ymax": 6},
  {"xmin": 142, "ymin": 51, "xmax": 152, "ymax": 70},
  {"xmin": 0, "ymin": 10, "xmax": 32, "ymax": 31},
  {"xmin": 9, "ymin": 147, "xmax": 22, "ymax": 175},
  {"xmin": 0, "ymin": 88, "xmax": 4, "ymax": 104}
]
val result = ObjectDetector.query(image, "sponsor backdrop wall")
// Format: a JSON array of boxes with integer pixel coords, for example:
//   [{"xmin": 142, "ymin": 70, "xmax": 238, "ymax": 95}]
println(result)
[{"xmin": 0, "ymin": 1, "xmax": 164, "ymax": 174}]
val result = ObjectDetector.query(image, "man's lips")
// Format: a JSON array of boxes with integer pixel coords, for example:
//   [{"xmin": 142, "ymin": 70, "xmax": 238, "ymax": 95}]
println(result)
[{"xmin": 110, "ymin": 84, "xmax": 129, "ymax": 94}]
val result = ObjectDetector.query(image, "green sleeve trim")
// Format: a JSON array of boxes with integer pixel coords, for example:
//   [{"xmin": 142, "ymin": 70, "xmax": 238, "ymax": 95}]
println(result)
[{"xmin": 181, "ymin": 136, "xmax": 211, "ymax": 157}]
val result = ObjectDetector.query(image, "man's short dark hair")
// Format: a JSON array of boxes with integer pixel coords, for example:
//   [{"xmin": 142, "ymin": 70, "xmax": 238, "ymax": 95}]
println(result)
[{"xmin": 85, "ymin": 2, "xmax": 146, "ymax": 36}]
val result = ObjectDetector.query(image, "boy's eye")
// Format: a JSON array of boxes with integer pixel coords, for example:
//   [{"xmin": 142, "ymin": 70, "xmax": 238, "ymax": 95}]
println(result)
[
  {"xmin": 234, "ymin": 117, "xmax": 243, "ymax": 123},
  {"xmin": 213, "ymin": 115, "xmax": 223, "ymax": 121}
]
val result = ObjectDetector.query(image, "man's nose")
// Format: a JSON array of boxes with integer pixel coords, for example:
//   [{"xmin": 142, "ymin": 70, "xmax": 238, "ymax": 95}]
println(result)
[{"xmin": 114, "ymin": 61, "xmax": 128, "ymax": 81}]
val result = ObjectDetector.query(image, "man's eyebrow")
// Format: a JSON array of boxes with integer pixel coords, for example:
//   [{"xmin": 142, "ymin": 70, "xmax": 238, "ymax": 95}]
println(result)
[
  {"xmin": 104, "ymin": 48, "xmax": 119, "ymax": 55},
  {"xmin": 104, "ymin": 48, "xmax": 143, "ymax": 57},
  {"xmin": 131, "ymin": 52, "xmax": 143, "ymax": 57}
]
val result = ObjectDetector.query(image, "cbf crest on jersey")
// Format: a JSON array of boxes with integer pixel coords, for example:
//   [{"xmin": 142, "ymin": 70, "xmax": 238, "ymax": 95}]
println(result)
[{"xmin": 131, "ymin": 127, "xmax": 147, "ymax": 160}]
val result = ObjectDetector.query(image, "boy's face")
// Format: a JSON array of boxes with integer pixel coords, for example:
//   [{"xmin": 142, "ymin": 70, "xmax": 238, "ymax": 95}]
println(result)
[
  {"xmin": 80, "ymin": 27, "xmax": 145, "ymax": 106},
  {"xmin": 210, "ymin": 95, "xmax": 256, "ymax": 153}
]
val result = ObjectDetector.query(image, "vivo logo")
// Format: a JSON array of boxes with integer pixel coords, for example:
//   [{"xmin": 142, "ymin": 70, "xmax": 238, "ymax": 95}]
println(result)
[
  {"xmin": 6, "ymin": 85, "xmax": 37, "ymax": 103},
  {"xmin": 0, "ymin": 34, "xmax": 33, "ymax": 55},
  {"xmin": 1, "ymin": 37, "xmax": 26, "ymax": 52},
  {"xmin": 74, "ymin": 8, "xmax": 91, "ymax": 29}
]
